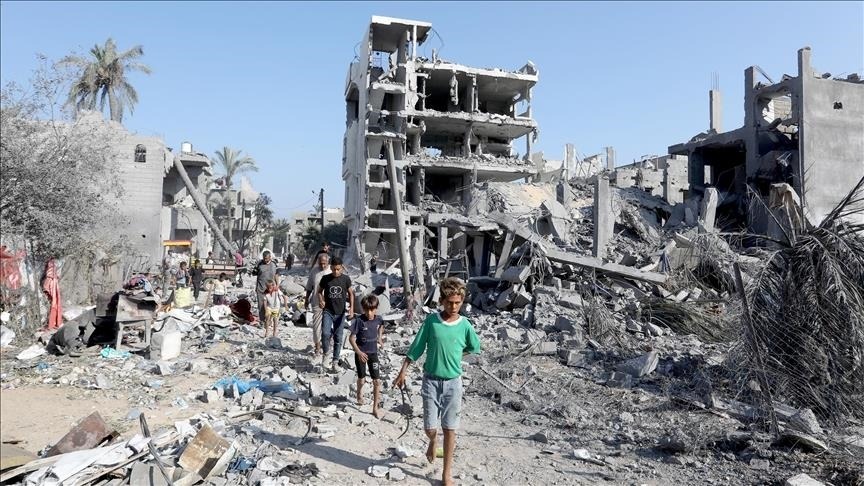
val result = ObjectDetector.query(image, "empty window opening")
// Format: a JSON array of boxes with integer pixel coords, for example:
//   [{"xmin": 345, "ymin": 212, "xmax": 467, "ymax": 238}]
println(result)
[
  {"xmin": 134, "ymin": 144, "xmax": 147, "ymax": 163},
  {"xmin": 834, "ymin": 101, "xmax": 843, "ymax": 110}
]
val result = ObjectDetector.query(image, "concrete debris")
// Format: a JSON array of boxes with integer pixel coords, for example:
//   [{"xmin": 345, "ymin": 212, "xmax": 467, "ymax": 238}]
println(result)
[
  {"xmin": 616, "ymin": 351, "xmax": 659, "ymax": 377},
  {"xmin": 785, "ymin": 473, "xmax": 826, "ymax": 486}
]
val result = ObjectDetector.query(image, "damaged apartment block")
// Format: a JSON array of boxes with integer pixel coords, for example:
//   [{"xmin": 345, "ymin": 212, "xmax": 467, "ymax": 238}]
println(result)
[
  {"xmin": 668, "ymin": 47, "xmax": 864, "ymax": 234},
  {"xmin": 342, "ymin": 17, "xmax": 539, "ymax": 277}
]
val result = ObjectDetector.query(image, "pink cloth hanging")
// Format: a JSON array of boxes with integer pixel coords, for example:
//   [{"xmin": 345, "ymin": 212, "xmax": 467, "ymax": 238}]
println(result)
[{"xmin": 42, "ymin": 258, "xmax": 62, "ymax": 330}]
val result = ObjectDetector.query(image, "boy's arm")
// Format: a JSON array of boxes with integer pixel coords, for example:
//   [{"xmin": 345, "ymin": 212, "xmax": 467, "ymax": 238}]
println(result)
[
  {"xmin": 464, "ymin": 323, "xmax": 482, "ymax": 355},
  {"xmin": 347, "ymin": 286, "xmax": 355, "ymax": 316},
  {"xmin": 393, "ymin": 320, "xmax": 429, "ymax": 388},
  {"xmin": 348, "ymin": 333, "xmax": 361, "ymax": 353}
]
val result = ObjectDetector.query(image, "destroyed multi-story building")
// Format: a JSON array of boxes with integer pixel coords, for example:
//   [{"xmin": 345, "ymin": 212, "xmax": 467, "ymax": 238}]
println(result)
[
  {"xmin": 161, "ymin": 143, "xmax": 214, "ymax": 256},
  {"xmin": 669, "ymin": 47, "xmax": 864, "ymax": 232},
  {"xmin": 342, "ymin": 16, "xmax": 540, "ymax": 267}
]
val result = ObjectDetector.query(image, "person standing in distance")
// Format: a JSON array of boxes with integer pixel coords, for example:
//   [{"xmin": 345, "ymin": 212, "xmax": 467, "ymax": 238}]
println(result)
[
  {"xmin": 316, "ymin": 256, "xmax": 353, "ymax": 370},
  {"xmin": 253, "ymin": 250, "xmax": 278, "ymax": 324},
  {"xmin": 304, "ymin": 253, "xmax": 331, "ymax": 356},
  {"xmin": 392, "ymin": 277, "xmax": 481, "ymax": 486}
]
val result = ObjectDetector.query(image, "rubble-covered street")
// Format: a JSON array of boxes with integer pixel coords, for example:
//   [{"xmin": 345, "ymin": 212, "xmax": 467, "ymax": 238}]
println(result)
[{"xmin": 2, "ymin": 6, "xmax": 864, "ymax": 486}]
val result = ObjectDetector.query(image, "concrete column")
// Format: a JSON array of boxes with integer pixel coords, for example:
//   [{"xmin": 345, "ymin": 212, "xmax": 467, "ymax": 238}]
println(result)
[
  {"xmin": 466, "ymin": 75, "xmax": 477, "ymax": 112},
  {"xmin": 564, "ymin": 143, "xmax": 575, "ymax": 180},
  {"xmin": 471, "ymin": 235, "xmax": 486, "ymax": 276},
  {"xmin": 437, "ymin": 225, "xmax": 448, "ymax": 265},
  {"xmin": 605, "ymin": 146, "xmax": 616, "ymax": 171},
  {"xmin": 700, "ymin": 187, "xmax": 719, "ymax": 232},
  {"xmin": 709, "ymin": 89, "xmax": 723, "ymax": 132},
  {"xmin": 524, "ymin": 88, "xmax": 533, "ymax": 160},
  {"xmin": 593, "ymin": 173, "xmax": 612, "ymax": 259}
]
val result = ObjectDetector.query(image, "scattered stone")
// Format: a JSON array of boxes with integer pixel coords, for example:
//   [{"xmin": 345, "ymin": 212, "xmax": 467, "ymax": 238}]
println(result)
[
  {"xmin": 368, "ymin": 465, "xmax": 389, "ymax": 478},
  {"xmin": 787, "ymin": 408, "xmax": 823, "ymax": 436},
  {"xmin": 779, "ymin": 430, "xmax": 829, "ymax": 453},
  {"xmin": 554, "ymin": 315, "xmax": 576, "ymax": 332},
  {"xmin": 625, "ymin": 319, "xmax": 643, "ymax": 333},
  {"xmin": 279, "ymin": 366, "xmax": 297, "ymax": 382},
  {"xmin": 618, "ymin": 412, "xmax": 634, "ymax": 423},
  {"xmin": 200, "ymin": 390, "xmax": 220, "ymax": 403},
  {"xmin": 387, "ymin": 467, "xmax": 406, "ymax": 481},
  {"xmin": 528, "ymin": 431, "xmax": 549, "ymax": 443},
  {"xmin": 502, "ymin": 265, "xmax": 530, "ymax": 284},
  {"xmin": 156, "ymin": 361, "xmax": 174, "ymax": 376},
  {"xmin": 265, "ymin": 337, "xmax": 282, "ymax": 349},
  {"xmin": 785, "ymin": 473, "xmax": 825, "ymax": 486},
  {"xmin": 602, "ymin": 371, "xmax": 633, "ymax": 389},
  {"xmin": 616, "ymin": 351, "xmax": 658, "ymax": 377},
  {"xmin": 532, "ymin": 341, "xmax": 557, "ymax": 356},
  {"xmin": 645, "ymin": 322, "xmax": 664, "ymax": 337},
  {"xmin": 558, "ymin": 293, "xmax": 584, "ymax": 310},
  {"xmin": 497, "ymin": 327, "xmax": 523, "ymax": 341},
  {"xmin": 658, "ymin": 431, "xmax": 689, "ymax": 453},
  {"xmin": 94, "ymin": 374, "xmax": 112, "ymax": 390},
  {"xmin": 151, "ymin": 330, "xmax": 182, "ymax": 361},
  {"xmin": 749, "ymin": 458, "xmax": 770, "ymax": 471},
  {"xmin": 393, "ymin": 445, "xmax": 416, "ymax": 459}
]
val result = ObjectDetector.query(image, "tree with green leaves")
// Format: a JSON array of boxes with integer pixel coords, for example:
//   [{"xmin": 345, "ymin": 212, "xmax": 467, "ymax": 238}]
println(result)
[
  {"xmin": 211, "ymin": 147, "xmax": 257, "ymax": 246},
  {"xmin": 59, "ymin": 38, "xmax": 151, "ymax": 123}
]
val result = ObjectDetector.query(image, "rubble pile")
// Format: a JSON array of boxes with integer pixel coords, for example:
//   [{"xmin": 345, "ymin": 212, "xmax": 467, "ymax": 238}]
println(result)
[{"xmin": 2, "ymin": 177, "xmax": 863, "ymax": 485}]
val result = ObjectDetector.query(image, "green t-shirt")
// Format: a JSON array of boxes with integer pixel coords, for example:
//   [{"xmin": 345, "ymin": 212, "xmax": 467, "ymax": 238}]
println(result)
[{"xmin": 406, "ymin": 312, "xmax": 481, "ymax": 380}]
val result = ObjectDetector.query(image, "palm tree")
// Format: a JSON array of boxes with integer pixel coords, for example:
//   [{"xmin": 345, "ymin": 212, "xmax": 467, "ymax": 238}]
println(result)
[
  {"xmin": 212, "ymin": 147, "xmax": 258, "ymax": 246},
  {"xmin": 60, "ymin": 38, "xmax": 151, "ymax": 123}
]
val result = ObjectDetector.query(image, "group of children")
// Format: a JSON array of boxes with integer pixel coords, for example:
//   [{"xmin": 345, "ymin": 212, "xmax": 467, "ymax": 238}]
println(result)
[{"xmin": 252, "ymin": 252, "xmax": 480, "ymax": 486}]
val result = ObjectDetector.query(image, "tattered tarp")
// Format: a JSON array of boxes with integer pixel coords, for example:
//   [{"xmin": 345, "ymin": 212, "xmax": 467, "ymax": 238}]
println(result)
[
  {"xmin": 42, "ymin": 258, "xmax": 62, "ymax": 330},
  {"xmin": 0, "ymin": 246, "xmax": 24, "ymax": 290}
]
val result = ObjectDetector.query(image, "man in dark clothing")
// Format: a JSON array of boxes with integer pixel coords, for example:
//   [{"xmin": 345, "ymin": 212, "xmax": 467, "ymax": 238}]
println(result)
[
  {"xmin": 189, "ymin": 259, "xmax": 204, "ymax": 300},
  {"xmin": 309, "ymin": 242, "xmax": 331, "ymax": 268},
  {"xmin": 317, "ymin": 256, "xmax": 354, "ymax": 369},
  {"xmin": 254, "ymin": 251, "xmax": 279, "ymax": 323}
]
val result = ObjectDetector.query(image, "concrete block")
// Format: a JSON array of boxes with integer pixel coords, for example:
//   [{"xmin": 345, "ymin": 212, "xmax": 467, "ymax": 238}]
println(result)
[
  {"xmin": 495, "ymin": 288, "xmax": 514, "ymax": 309},
  {"xmin": 501, "ymin": 265, "xmax": 530, "ymax": 284},
  {"xmin": 785, "ymin": 474, "xmax": 825, "ymax": 486},
  {"xmin": 554, "ymin": 315, "xmax": 576, "ymax": 332},
  {"xmin": 522, "ymin": 329, "xmax": 546, "ymax": 344},
  {"xmin": 616, "ymin": 351, "xmax": 659, "ymax": 377},
  {"xmin": 200, "ymin": 390, "xmax": 219, "ymax": 403},
  {"xmin": 511, "ymin": 290, "xmax": 532, "ymax": 309},
  {"xmin": 558, "ymin": 293, "xmax": 584, "ymax": 310},
  {"xmin": 603, "ymin": 371, "xmax": 633, "ymax": 388},
  {"xmin": 497, "ymin": 327, "xmax": 523, "ymax": 341},
  {"xmin": 699, "ymin": 188, "xmax": 719, "ymax": 232},
  {"xmin": 151, "ymin": 330, "xmax": 182, "ymax": 361},
  {"xmin": 532, "ymin": 341, "xmax": 558, "ymax": 356}
]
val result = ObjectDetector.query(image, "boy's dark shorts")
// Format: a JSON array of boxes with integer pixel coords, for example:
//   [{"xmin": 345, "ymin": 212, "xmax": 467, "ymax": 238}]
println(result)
[{"xmin": 354, "ymin": 352, "xmax": 380, "ymax": 380}]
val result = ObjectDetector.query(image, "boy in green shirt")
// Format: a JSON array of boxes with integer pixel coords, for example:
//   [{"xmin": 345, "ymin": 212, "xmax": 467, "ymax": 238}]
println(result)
[{"xmin": 393, "ymin": 277, "xmax": 481, "ymax": 486}]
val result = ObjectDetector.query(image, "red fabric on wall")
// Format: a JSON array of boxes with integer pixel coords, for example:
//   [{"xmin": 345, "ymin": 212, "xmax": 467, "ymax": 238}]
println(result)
[
  {"xmin": 42, "ymin": 258, "xmax": 62, "ymax": 330},
  {"xmin": 0, "ymin": 246, "xmax": 24, "ymax": 290}
]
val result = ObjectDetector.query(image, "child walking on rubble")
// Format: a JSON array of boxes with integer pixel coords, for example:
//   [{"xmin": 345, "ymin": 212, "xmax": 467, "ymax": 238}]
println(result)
[
  {"xmin": 212, "ymin": 273, "xmax": 228, "ymax": 306},
  {"xmin": 349, "ymin": 294, "xmax": 385, "ymax": 419},
  {"xmin": 393, "ymin": 277, "xmax": 481, "ymax": 486},
  {"xmin": 262, "ymin": 279, "xmax": 286, "ymax": 339}
]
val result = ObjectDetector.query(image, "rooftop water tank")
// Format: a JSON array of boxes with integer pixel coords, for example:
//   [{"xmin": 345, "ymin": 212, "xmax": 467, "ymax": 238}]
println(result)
[{"xmin": 181, "ymin": 141, "xmax": 193, "ymax": 154}]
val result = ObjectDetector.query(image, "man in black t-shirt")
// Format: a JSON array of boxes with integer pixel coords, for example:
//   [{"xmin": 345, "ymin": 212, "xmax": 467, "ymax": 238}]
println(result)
[{"xmin": 317, "ymin": 256, "xmax": 354, "ymax": 369}]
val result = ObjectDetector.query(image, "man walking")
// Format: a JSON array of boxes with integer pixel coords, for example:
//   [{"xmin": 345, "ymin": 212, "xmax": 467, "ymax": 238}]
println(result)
[
  {"xmin": 304, "ymin": 253, "xmax": 331, "ymax": 356},
  {"xmin": 316, "ymin": 256, "xmax": 353, "ymax": 370},
  {"xmin": 253, "ymin": 250, "xmax": 279, "ymax": 324}
]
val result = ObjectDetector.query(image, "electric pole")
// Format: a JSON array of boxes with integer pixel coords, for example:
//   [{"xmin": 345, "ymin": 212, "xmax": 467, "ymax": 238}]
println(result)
[{"xmin": 319, "ymin": 188, "xmax": 325, "ymax": 232}]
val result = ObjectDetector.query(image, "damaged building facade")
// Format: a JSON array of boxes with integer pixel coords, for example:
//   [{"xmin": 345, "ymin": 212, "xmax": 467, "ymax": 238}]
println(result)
[
  {"xmin": 342, "ymin": 17, "xmax": 540, "ymax": 273},
  {"xmin": 669, "ymin": 47, "xmax": 864, "ymax": 233}
]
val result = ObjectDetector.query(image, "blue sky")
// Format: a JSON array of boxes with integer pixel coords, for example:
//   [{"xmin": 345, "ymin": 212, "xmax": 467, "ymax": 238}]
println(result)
[{"xmin": 2, "ymin": 1, "xmax": 862, "ymax": 218}]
